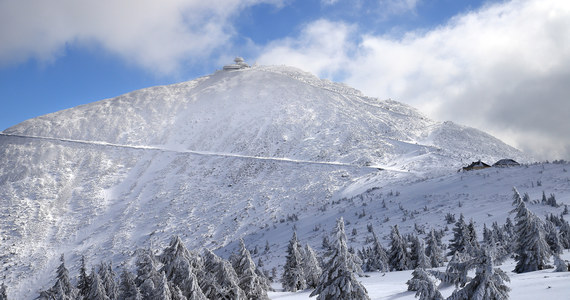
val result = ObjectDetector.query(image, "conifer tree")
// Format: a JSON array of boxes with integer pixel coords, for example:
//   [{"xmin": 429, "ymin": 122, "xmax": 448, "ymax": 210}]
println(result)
[
  {"xmin": 201, "ymin": 249, "xmax": 246, "ymax": 299},
  {"xmin": 135, "ymin": 249, "xmax": 160, "ymax": 299},
  {"xmin": 490, "ymin": 222, "xmax": 505, "ymax": 245},
  {"xmin": 39, "ymin": 254, "xmax": 77, "ymax": 300},
  {"xmin": 482, "ymin": 224, "xmax": 493, "ymax": 247},
  {"xmin": 233, "ymin": 239, "xmax": 270, "ymax": 299},
  {"xmin": 544, "ymin": 220, "xmax": 563, "ymax": 255},
  {"xmin": 77, "ymin": 255, "xmax": 90, "ymax": 299},
  {"xmin": 439, "ymin": 251, "xmax": 473, "ymax": 287},
  {"xmin": 99, "ymin": 262, "xmax": 118, "ymax": 300},
  {"xmin": 282, "ymin": 231, "xmax": 307, "ymax": 292},
  {"xmin": 389, "ymin": 225, "xmax": 409, "ymax": 271},
  {"xmin": 153, "ymin": 272, "xmax": 172, "ymax": 300},
  {"xmin": 467, "ymin": 219, "xmax": 480, "ymax": 254},
  {"xmin": 303, "ymin": 243, "xmax": 323, "ymax": 289},
  {"xmin": 559, "ymin": 218, "xmax": 570, "ymax": 249},
  {"xmin": 169, "ymin": 283, "xmax": 186, "ymax": 300},
  {"xmin": 501, "ymin": 218, "xmax": 516, "ymax": 254},
  {"xmin": 118, "ymin": 269, "xmax": 142, "ymax": 300},
  {"xmin": 0, "ymin": 283, "xmax": 6, "ymax": 300},
  {"xmin": 406, "ymin": 268, "xmax": 444, "ymax": 300},
  {"xmin": 503, "ymin": 218, "xmax": 515, "ymax": 239},
  {"xmin": 159, "ymin": 236, "xmax": 205, "ymax": 299},
  {"xmin": 409, "ymin": 235, "xmax": 430, "ymax": 270},
  {"xmin": 182, "ymin": 269, "xmax": 206, "ymax": 300},
  {"xmin": 447, "ymin": 249, "xmax": 510, "ymax": 300},
  {"xmin": 363, "ymin": 229, "xmax": 389, "ymax": 272},
  {"xmin": 448, "ymin": 214, "xmax": 469, "ymax": 256},
  {"xmin": 417, "ymin": 242, "xmax": 430, "ymax": 270},
  {"xmin": 553, "ymin": 254, "xmax": 568, "ymax": 272},
  {"xmin": 512, "ymin": 188, "xmax": 551, "ymax": 273},
  {"xmin": 425, "ymin": 229, "xmax": 444, "ymax": 268},
  {"xmin": 87, "ymin": 268, "xmax": 110, "ymax": 300},
  {"xmin": 322, "ymin": 235, "xmax": 331, "ymax": 251},
  {"xmin": 310, "ymin": 217, "xmax": 370, "ymax": 300},
  {"xmin": 55, "ymin": 254, "xmax": 76, "ymax": 299}
]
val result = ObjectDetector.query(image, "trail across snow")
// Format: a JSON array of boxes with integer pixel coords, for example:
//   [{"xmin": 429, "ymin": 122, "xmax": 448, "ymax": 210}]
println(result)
[{"xmin": 0, "ymin": 132, "xmax": 389, "ymax": 171}]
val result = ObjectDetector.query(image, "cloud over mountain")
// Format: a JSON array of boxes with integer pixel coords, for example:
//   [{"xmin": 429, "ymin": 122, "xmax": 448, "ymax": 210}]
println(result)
[
  {"xmin": 0, "ymin": 0, "xmax": 284, "ymax": 74},
  {"xmin": 257, "ymin": 0, "xmax": 570, "ymax": 159}
]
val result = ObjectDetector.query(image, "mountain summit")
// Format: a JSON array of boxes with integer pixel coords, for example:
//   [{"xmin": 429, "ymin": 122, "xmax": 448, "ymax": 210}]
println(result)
[
  {"xmin": 0, "ymin": 65, "xmax": 528, "ymax": 297},
  {"xmin": 3, "ymin": 65, "xmax": 525, "ymax": 169}
]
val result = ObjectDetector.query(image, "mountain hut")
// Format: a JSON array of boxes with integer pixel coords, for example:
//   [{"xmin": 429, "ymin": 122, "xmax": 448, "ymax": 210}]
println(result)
[
  {"xmin": 493, "ymin": 159, "xmax": 520, "ymax": 167},
  {"xmin": 462, "ymin": 160, "xmax": 491, "ymax": 171}
]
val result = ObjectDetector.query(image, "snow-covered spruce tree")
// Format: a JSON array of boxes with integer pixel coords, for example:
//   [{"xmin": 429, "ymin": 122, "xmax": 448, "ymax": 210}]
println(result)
[
  {"xmin": 39, "ymin": 254, "xmax": 77, "ymax": 300},
  {"xmin": 180, "ymin": 268, "xmax": 206, "ymax": 300},
  {"xmin": 560, "ymin": 218, "xmax": 570, "ymax": 249},
  {"xmin": 553, "ymin": 254, "xmax": 568, "ymax": 272},
  {"xmin": 98, "ymin": 262, "xmax": 118, "ymax": 300},
  {"xmin": 430, "ymin": 251, "xmax": 473, "ymax": 287},
  {"xmin": 490, "ymin": 222, "xmax": 505, "ymax": 245},
  {"xmin": 152, "ymin": 271, "xmax": 172, "ymax": 300},
  {"xmin": 303, "ymin": 243, "xmax": 323, "ymax": 289},
  {"xmin": 491, "ymin": 221, "xmax": 513, "ymax": 260},
  {"xmin": 511, "ymin": 188, "xmax": 551, "ymax": 273},
  {"xmin": 135, "ymin": 249, "xmax": 161, "ymax": 299},
  {"xmin": 447, "ymin": 249, "xmax": 510, "ymax": 300},
  {"xmin": 87, "ymin": 268, "xmax": 110, "ymax": 300},
  {"xmin": 448, "ymin": 214, "xmax": 469, "ymax": 256},
  {"xmin": 158, "ymin": 236, "xmax": 206, "ymax": 300},
  {"xmin": 389, "ymin": 225, "xmax": 410, "ymax": 271},
  {"xmin": 232, "ymin": 239, "xmax": 270, "ymax": 299},
  {"xmin": 425, "ymin": 229, "xmax": 445, "ymax": 268},
  {"xmin": 482, "ymin": 223, "xmax": 510, "ymax": 265},
  {"xmin": 544, "ymin": 220, "xmax": 563, "ymax": 255},
  {"xmin": 502, "ymin": 218, "xmax": 515, "ymax": 240},
  {"xmin": 169, "ymin": 283, "xmax": 186, "ymax": 300},
  {"xmin": 362, "ymin": 229, "xmax": 389, "ymax": 272},
  {"xmin": 55, "ymin": 254, "xmax": 77, "ymax": 299},
  {"xmin": 310, "ymin": 217, "xmax": 370, "ymax": 300},
  {"xmin": 0, "ymin": 283, "xmax": 6, "ymax": 300},
  {"xmin": 406, "ymin": 268, "xmax": 444, "ymax": 300},
  {"xmin": 282, "ymin": 231, "xmax": 307, "ymax": 292},
  {"xmin": 77, "ymin": 255, "xmax": 90, "ymax": 299},
  {"xmin": 483, "ymin": 224, "xmax": 493, "ymax": 247},
  {"xmin": 409, "ymin": 235, "xmax": 430, "ymax": 270},
  {"xmin": 200, "ymin": 248, "xmax": 246, "ymax": 299},
  {"xmin": 118, "ymin": 268, "xmax": 142, "ymax": 300},
  {"xmin": 467, "ymin": 219, "xmax": 481, "ymax": 254}
]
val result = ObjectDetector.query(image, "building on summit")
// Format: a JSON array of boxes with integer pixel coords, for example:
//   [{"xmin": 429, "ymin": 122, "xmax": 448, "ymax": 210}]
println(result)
[{"xmin": 223, "ymin": 57, "xmax": 250, "ymax": 70}]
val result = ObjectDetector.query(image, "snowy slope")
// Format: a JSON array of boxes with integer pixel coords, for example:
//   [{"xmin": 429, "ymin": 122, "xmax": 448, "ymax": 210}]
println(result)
[
  {"xmin": 2, "ymin": 66, "xmax": 527, "ymax": 168},
  {"xmin": 0, "ymin": 65, "xmax": 544, "ymax": 298}
]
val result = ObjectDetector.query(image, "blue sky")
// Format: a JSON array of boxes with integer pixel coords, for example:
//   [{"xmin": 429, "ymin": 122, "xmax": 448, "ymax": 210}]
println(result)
[{"xmin": 1, "ymin": 0, "xmax": 569, "ymax": 159}]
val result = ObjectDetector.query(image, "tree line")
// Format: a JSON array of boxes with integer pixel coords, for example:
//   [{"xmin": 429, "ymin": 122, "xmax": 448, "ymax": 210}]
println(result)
[{"xmin": 1, "ymin": 187, "xmax": 568, "ymax": 299}]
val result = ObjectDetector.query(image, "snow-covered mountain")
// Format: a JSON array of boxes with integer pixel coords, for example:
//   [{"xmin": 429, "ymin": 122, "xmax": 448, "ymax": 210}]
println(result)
[{"xmin": 0, "ymin": 65, "xmax": 547, "ymax": 298}]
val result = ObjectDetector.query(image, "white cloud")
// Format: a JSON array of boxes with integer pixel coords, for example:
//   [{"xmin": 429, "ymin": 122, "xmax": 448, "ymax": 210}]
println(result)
[
  {"xmin": 377, "ymin": 0, "xmax": 421, "ymax": 16},
  {"xmin": 0, "ymin": 0, "xmax": 283, "ymax": 74},
  {"xmin": 321, "ymin": 0, "xmax": 340, "ymax": 6},
  {"xmin": 256, "ymin": 0, "xmax": 570, "ymax": 160},
  {"xmin": 257, "ymin": 19, "xmax": 356, "ymax": 79}
]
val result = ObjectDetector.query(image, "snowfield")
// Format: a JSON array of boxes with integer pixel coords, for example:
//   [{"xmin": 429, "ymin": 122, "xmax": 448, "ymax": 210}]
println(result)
[{"xmin": 0, "ymin": 65, "xmax": 568, "ymax": 299}]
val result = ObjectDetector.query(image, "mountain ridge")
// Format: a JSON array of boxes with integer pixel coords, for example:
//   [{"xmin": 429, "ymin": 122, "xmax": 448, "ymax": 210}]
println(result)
[{"xmin": 2, "ymin": 65, "xmax": 529, "ymax": 168}]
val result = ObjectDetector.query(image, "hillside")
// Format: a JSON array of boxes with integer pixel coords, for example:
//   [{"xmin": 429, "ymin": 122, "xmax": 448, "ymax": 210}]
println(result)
[{"xmin": 0, "ymin": 65, "xmax": 545, "ymax": 298}]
